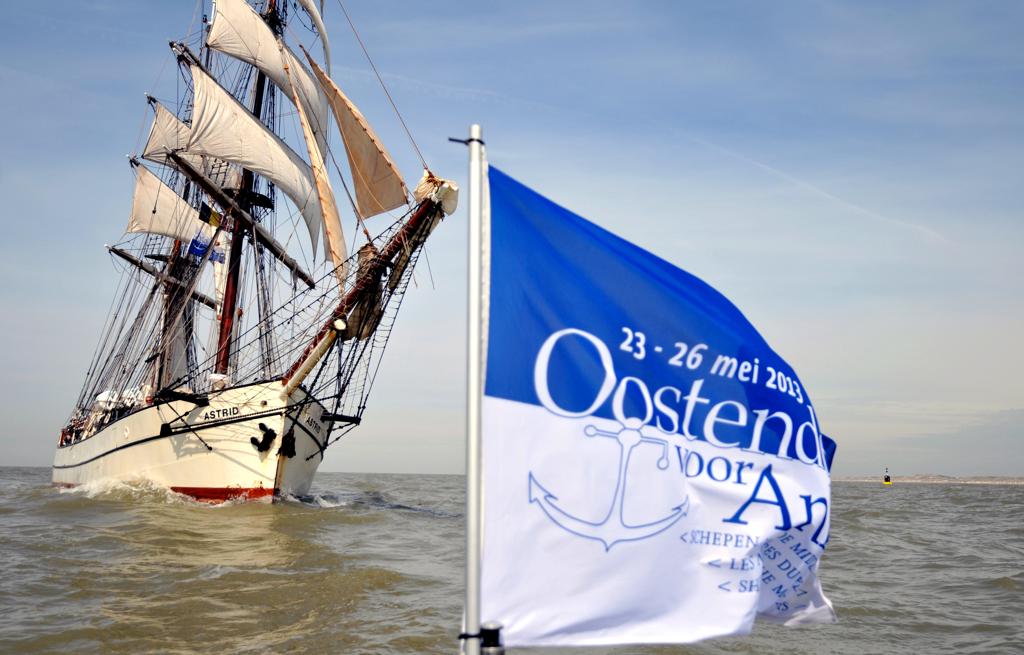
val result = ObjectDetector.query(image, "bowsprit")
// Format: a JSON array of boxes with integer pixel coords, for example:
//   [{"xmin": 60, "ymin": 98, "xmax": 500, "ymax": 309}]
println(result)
[{"xmin": 528, "ymin": 419, "xmax": 689, "ymax": 550}]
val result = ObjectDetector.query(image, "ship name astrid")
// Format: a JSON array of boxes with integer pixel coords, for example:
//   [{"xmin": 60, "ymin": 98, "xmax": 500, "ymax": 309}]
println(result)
[{"xmin": 200, "ymin": 407, "xmax": 241, "ymax": 421}]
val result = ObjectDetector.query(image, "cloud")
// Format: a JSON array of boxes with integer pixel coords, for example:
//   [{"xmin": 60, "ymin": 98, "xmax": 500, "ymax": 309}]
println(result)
[{"xmin": 675, "ymin": 132, "xmax": 948, "ymax": 242}]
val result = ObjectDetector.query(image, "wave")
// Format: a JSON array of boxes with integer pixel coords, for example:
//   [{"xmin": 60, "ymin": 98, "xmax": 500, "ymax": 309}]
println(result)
[
  {"xmin": 52, "ymin": 481, "xmax": 459, "ymax": 516},
  {"xmin": 57, "ymin": 477, "xmax": 203, "ymax": 504},
  {"xmin": 280, "ymin": 491, "xmax": 353, "ymax": 509}
]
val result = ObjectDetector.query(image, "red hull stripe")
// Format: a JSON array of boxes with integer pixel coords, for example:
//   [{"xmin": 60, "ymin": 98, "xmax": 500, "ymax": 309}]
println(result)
[{"xmin": 171, "ymin": 486, "xmax": 277, "ymax": 502}]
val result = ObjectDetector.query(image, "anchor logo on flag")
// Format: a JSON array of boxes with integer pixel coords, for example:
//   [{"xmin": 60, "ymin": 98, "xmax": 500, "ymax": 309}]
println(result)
[{"xmin": 528, "ymin": 418, "xmax": 689, "ymax": 551}]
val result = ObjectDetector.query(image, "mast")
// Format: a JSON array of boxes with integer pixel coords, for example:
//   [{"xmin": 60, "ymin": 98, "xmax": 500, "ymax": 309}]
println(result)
[
  {"xmin": 213, "ymin": 0, "xmax": 280, "ymax": 376},
  {"xmin": 167, "ymin": 153, "xmax": 315, "ymax": 287}
]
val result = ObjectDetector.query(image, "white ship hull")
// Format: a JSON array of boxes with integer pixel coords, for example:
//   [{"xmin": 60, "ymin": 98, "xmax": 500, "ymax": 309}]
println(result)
[{"xmin": 53, "ymin": 381, "xmax": 331, "ymax": 502}]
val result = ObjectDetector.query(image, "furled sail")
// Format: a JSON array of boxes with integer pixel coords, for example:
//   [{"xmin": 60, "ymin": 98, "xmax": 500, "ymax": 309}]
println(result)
[
  {"xmin": 186, "ymin": 64, "xmax": 324, "ymax": 256},
  {"xmin": 280, "ymin": 41, "xmax": 348, "ymax": 289},
  {"xmin": 295, "ymin": 0, "xmax": 331, "ymax": 74},
  {"xmin": 304, "ymin": 50, "xmax": 409, "ymax": 220},
  {"xmin": 159, "ymin": 304, "xmax": 192, "ymax": 388},
  {"xmin": 127, "ymin": 164, "xmax": 213, "ymax": 244},
  {"xmin": 206, "ymin": 0, "xmax": 330, "ymax": 160}
]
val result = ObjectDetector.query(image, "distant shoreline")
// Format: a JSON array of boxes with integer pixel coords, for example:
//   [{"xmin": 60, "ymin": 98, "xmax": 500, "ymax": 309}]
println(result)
[{"xmin": 835, "ymin": 476, "xmax": 1024, "ymax": 486}]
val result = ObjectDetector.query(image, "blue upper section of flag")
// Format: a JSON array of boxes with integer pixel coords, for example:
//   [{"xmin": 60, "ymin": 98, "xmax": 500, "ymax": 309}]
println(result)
[{"xmin": 485, "ymin": 166, "xmax": 836, "ymax": 469}]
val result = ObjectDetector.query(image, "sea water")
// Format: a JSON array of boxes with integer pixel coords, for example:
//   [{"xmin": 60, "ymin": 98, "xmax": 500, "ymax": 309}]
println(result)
[{"xmin": 0, "ymin": 467, "xmax": 1020, "ymax": 654}]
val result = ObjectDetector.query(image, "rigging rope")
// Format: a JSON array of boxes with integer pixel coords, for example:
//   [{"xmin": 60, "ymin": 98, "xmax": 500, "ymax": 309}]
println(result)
[
  {"xmin": 334, "ymin": 0, "xmax": 429, "ymax": 171},
  {"xmin": 282, "ymin": 20, "xmax": 394, "ymax": 246}
]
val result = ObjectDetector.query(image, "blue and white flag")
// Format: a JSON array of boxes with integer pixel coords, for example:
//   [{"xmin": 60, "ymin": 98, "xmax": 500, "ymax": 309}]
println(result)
[
  {"xmin": 480, "ymin": 167, "xmax": 837, "ymax": 646},
  {"xmin": 188, "ymin": 232, "xmax": 225, "ymax": 264}
]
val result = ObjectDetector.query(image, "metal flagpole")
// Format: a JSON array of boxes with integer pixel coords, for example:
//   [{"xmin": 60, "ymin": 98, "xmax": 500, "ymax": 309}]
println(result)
[{"xmin": 463, "ymin": 123, "xmax": 485, "ymax": 655}]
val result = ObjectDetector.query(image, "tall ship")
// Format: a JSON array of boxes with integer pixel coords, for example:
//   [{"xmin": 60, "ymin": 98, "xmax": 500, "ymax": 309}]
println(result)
[{"xmin": 53, "ymin": 0, "xmax": 457, "ymax": 501}]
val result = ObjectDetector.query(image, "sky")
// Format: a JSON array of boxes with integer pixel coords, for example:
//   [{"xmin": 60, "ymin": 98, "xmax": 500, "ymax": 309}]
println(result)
[{"xmin": 0, "ymin": 1, "xmax": 1021, "ymax": 477}]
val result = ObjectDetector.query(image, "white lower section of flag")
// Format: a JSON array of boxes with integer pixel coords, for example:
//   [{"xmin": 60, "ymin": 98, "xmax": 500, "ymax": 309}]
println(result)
[{"xmin": 480, "ymin": 395, "xmax": 835, "ymax": 647}]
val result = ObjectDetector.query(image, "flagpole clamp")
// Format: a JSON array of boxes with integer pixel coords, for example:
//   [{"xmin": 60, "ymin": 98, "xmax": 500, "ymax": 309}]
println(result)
[{"xmin": 459, "ymin": 623, "xmax": 504, "ymax": 654}]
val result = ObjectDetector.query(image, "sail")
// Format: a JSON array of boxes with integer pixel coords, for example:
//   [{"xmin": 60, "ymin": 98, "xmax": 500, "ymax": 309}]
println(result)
[
  {"xmin": 280, "ymin": 41, "xmax": 348, "ymax": 289},
  {"xmin": 142, "ymin": 102, "xmax": 205, "ymax": 172},
  {"xmin": 186, "ymin": 64, "xmax": 324, "ymax": 256},
  {"xmin": 295, "ymin": 0, "xmax": 331, "ymax": 74},
  {"xmin": 127, "ymin": 165, "xmax": 213, "ymax": 244},
  {"xmin": 206, "ymin": 0, "xmax": 330, "ymax": 159},
  {"xmin": 304, "ymin": 51, "xmax": 409, "ymax": 220},
  {"xmin": 213, "ymin": 231, "xmax": 229, "ymax": 318}
]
